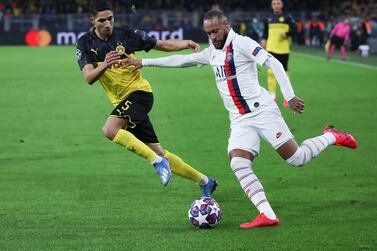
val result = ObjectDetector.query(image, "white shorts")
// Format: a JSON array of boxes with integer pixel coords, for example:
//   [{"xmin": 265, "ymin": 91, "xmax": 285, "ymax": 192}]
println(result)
[{"xmin": 227, "ymin": 105, "xmax": 293, "ymax": 156}]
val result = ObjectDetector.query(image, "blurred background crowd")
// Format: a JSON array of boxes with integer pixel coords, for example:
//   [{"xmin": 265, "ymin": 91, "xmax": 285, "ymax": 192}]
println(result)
[
  {"xmin": 0, "ymin": 0, "xmax": 376, "ymax": 53},
  {"xmin": 0, "ymin": 0, "xmax": 376, "ymax": 15}
]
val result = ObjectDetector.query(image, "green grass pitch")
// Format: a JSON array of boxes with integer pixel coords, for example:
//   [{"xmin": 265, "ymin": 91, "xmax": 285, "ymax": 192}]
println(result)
[{"xmin": 0, "ymin": 46, "xmax": 376, "ymax": 250}]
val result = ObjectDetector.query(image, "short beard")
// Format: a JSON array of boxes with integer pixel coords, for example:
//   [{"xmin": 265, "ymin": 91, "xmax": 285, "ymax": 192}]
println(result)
[{"xmin": 220, "ymin": 30, "xmax": 229, "ymax": 48}]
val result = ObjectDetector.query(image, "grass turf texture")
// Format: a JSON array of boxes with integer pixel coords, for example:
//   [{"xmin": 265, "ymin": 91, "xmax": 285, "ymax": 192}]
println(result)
[{"xmin": 0, "ymin": 46, "xmax": 376, "ymax": 250}]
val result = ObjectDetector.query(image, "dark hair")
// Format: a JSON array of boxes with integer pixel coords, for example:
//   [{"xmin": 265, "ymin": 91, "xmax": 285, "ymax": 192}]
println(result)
[
  {"xmin": 203, "ymin": 9, "xmax": 228, "ymax": 22},
  {"xmin": 89, "ymin": 0, "xmax": 113, "ymax": 15}
]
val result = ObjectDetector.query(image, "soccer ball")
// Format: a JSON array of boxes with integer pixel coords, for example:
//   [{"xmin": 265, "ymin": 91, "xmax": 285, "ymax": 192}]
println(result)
[{"xmin": 188, "ymin": 197, "xmax": 222, "ymax": 228}]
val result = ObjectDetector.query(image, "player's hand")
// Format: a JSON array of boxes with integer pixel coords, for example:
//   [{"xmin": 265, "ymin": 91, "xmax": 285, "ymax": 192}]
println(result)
[
  {"xmin": 104, "ymin": 51, "xmax": 121, "ymax": 68},
  {"xmin": 288, "ymin": 96, "xmax": 305, "ymax": 113},
  {"xmin": 260, "ymin": 39, "xmax": 267, "ymax": 48},
  {"xmin": 122, "ymin": 53, "xmax": 143, "ymax": 73},
  {"xmin": 280, "ymin": 33, "xmax": 287, "ymax": 40},
  {"xmin": 187, "ymin": 40, "xmax": 200, "ymax": 52}
]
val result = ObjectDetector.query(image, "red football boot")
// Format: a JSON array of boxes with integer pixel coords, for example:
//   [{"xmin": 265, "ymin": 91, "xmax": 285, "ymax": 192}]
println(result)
[
  {"xmin": 240, "ymin": 213, "xmax": 280, "ymax": 229},
  {"xmin": 323, "ymin": 125, "xmax": 358, "ymax": 149}
]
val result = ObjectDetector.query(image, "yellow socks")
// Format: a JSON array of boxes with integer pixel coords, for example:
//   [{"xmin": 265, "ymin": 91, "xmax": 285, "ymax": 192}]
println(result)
[
  {"xmin": 113, "ymin": 129, "xmax": 158, "ymax": 163},
  {"xmin": 164, "ymin": 150, "xmax": 207, "ymax": 185},
  {"xmin": 267, "ymin": 68, "xmax": 277, "ymax": 94},
  {"xmin": 112, "ymin": 130, "xmax": 208, "ymax": 185}
]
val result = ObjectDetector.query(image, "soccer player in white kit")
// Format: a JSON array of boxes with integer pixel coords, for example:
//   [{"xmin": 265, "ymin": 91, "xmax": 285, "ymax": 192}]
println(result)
[{"xmin": 124, "ymin": 10, "xmax": 358, "ymax": 228}]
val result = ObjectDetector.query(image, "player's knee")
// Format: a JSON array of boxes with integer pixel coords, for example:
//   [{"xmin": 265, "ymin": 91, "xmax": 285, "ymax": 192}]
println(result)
[
  {"xmin": 102, "ymin": 124, "xmax": 118, "ymax": 140},
  {"xmin": 286, "ymin": 147, "xmax": 306, "ymax": 167},
  {"xmin": 230, "ymin": 157, "xmax": 252, "ymax": 172}
]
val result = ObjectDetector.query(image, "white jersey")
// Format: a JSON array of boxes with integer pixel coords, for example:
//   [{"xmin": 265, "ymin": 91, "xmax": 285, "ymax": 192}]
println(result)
[{"xmin": 143, "ymin": 29, "xmax": 295, "ymax": 121}]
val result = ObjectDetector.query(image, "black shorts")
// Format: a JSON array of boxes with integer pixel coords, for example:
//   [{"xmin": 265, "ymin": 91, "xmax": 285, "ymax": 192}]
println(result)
[
  {"xmin": 110, "ymin": 91, "xmax": 159, "ymax": 144},
  {"xmin": 269, "ymin": 52, "xmax": 289, "ymax": 71},
  {"xmin": 331, "ymin": 35, "xmax": 344, "ymax": 49}
]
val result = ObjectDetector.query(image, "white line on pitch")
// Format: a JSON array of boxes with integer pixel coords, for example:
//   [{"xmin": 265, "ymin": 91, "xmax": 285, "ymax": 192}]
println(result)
[{"xmin": 292, "ymin": 51, "xmax": 377, "ymax": 70}]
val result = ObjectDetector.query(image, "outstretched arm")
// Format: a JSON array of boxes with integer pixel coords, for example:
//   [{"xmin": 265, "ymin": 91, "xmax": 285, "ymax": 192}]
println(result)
[
  {"xmin": 123, "ymin": 49, "xmax": 210, "ymax": 73},
  {"xmin": 123, "ymin": 54, "xmax": 198, "ymax": 73},
  {"xmin": 154, "ymin": 40, "xmax": 200, "ymax": 52},
  {"xmin": 263, "ymin": 56, "xmax": 304, "ymax": 113}
]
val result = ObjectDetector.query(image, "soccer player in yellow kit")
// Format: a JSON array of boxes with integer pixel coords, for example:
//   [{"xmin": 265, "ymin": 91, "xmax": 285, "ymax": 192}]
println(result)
[
  {"xmin": 261, "ymin": 0, "xmax": 295, "ymax": 107},
  {"xmin": 75, "ymin": 0, "xmax": 217, "ymax": 196}
]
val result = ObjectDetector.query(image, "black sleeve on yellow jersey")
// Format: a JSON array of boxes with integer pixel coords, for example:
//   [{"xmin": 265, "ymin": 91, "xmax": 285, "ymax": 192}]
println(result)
[
  {"xmin": 262, "ymin": 19, "xmax": 269, "ymax": 40},
  {"xmin": 76, "ymin": 35, "xmax": 95, "ymax": 70},
  {"xmin": 286, "ymin": 14, "xmax": 296, "ymax": 37},
  {"xmin": 123, "ymin": 28, "xmax": 157, "ymax": 53}
]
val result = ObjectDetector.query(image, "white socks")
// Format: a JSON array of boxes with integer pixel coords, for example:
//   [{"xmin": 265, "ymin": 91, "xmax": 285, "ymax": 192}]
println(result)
[
  {"xmin": 151, "ymin": 155, "xmax": 163, "ymax": 165},
  {"xmin": 231, "ymin": 157, "xmax": 277, "ymax": 220},
  {"xmin": 199, "ymin": 176, "xmax": 209, "ymax": 185},
  {"xmin": 229, "ymin": 133, "xmax": 336, "ymax": 220},
  {"xmin": 287, "ymin": 132, "xmax": 336, "ymax": 167}
]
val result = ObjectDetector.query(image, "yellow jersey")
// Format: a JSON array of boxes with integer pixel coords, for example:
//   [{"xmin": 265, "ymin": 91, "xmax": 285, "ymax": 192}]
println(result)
[
  {"xmin": 76, "ymin": 28, "xmax": 156, "ymax": 105},
  {"xmin": 262, "ymin": 13, "xmax": 295, "ymax": 54}
]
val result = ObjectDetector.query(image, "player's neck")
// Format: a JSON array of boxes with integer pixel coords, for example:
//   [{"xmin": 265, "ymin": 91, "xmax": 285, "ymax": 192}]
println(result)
[
  {"xmin": 94, "ymin": 28, "xmax": 111, "ymax": 41},
  {"xmin": 273, "ymin": 11, "xmax": 282, "ymax": 16}
]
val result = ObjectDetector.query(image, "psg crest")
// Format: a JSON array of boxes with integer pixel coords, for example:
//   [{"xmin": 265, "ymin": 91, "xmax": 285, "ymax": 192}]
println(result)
[{"xmin": 225, "ymin": 53, "xmax": 233, "ymax": 62}]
